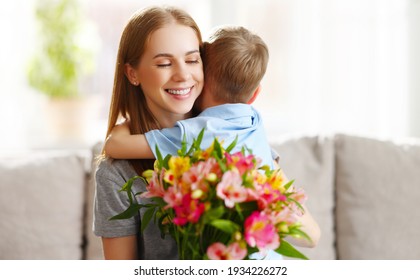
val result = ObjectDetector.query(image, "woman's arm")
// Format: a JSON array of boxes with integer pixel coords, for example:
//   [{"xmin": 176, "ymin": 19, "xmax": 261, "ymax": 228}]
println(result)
[
  {"xmin": 102, "ymin": 235, "xmax": 138, "ymax": 260},
  {"xmin": 104, "ymin": 122, "xmax": 154, "ymax": 159},
  {"xmin": 285, "ymin": 204, "xmax": 321, "ymax": 248}
]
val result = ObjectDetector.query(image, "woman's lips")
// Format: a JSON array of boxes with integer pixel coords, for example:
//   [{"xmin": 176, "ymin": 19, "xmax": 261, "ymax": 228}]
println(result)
[{"xmin": 166, "ymin": 86, "xmax": 193, "ymax": 96}]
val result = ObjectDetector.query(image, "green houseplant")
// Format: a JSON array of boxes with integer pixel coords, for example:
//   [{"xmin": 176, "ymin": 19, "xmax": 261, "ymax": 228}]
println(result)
[{"xmin": 27, "ymin": 0, "xmax": 94, "ymax": 100}]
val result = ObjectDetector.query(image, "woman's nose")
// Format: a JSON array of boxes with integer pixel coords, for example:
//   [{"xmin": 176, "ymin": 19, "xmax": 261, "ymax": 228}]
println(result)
[{"xmin": 172, "ymin": 63, "xmax": 191, "ymax": 82}]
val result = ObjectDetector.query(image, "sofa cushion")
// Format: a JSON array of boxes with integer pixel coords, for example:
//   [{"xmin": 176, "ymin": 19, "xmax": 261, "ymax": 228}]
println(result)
[
  {"xmin": 335, "ymin": 134, "xmax": 420, "ymax": 259},
  {"xmin": 270, "ymin": 135, "xmax": 336, "ymax": 260},
  {"xmin": 84, "ymin": 142, "xmax": 105, "ymax": 259},
  {"xmin": 0, "ymin": 152, "xmax": 87, "ymax": 259}
]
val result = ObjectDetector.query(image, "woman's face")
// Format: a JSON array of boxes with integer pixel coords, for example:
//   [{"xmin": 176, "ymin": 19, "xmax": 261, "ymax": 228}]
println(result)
[{"xmin": 136, "ymin": 23, "xmax": 204, "ymax": 126}]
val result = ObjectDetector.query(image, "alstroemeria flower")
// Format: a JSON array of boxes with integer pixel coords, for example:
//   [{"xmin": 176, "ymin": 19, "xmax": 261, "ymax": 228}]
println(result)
[
  {"xmin": 172, "ymin": 194, "xmax": 205, "ymax": 226},
  {"xmin": 168, "ymin": 156, "xmax": 191, "ymax": 179},
  {"xmin": 269, "ymin": 207, "xmax": 298, "ymax": 226},
  {"xmin": 141, "ymin": 171, "xmax": 165, "ymax": 198},
  {"xmin": 181, "ymin": 158, "xmax": 218, "ymax": 194},
  {"xmin": 255, "ymin": 183, "xmax": 287, "ymax": 210},
  {"xmin": 225, "ymin": 152, "xmax": 257, "ymax": 175},
  {"xmin": 207, "ymin": 242, "xmax": 247, "ymax": 260},
  {"xmin": 163, "ymin": 185, "xmax": 183, "ymax": 208},
  {"xmin": 244, "ymin": 211, "xmax": 280, "ymax": 252},
  {"xmin": 216, "ymin": 170, "xmax": 248, "ymax": 208},
  {"xmin": 266, "ymin": 169, "xmax": 286, "ymax": 191}
]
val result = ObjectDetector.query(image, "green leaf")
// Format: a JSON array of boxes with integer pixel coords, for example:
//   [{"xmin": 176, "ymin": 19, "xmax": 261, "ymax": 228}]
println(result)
[
  {"xmin": 289, "ymin": 227, "xmax": 311, "ymax": 241},
  {"xmin": 202, "ymin": 206, "xmax": 225, "ymax": 223},
  {"xmin": 225, "ymin": 135, "xmax": 238, "ymax": 153},
  {"xmin": 109, "ymin": 203, "xmax": 141, "ymax": 220},
  {"xmin": 118, "ymin": 175, "xmax": 141, "ymax": 204},
  {"xmin": 210, "ymin": 219, "xmax": 240, "ymax": 234},
  {"xmin": 141, "ymin": 207, "xmax": 156, "ymax": 233},
  {"xmin": 119, "ymin": 176, "xmax": 141, "ymax": 192},
  {"xmin": 283, "ymin": 179, "xmax": 295, "ymax": 191},
  {"xmin": 178, "ymin": 133, "xmax": 188, "ymax": 156},
  {"xmin": 214, "ymin": 139, "xmax": 224, "ymax": 159},
  {"xmin": 195, "ymin": 128, "xmax": 205, "ymax": 148},
  {"xmin": 275, "ymin": 239, "xmax": 309, "ymax": 260},
  {"xmin": 155, "ymin": 145, "xmax": 164, "ymax": 168},
  {"xmin": 214, "ymin": 154, "xmax": 227, "ymax": 172},
  {"xmin": 162, "ymin": 154, "xmax": 171, "ymax": 169},
  {"xmin": 288, "ymin": 197, "xmax": 305, "ymax": 213}
]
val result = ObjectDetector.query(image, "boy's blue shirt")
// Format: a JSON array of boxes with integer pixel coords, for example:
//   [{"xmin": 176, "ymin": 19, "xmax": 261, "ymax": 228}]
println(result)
[{"xmin": 145, "ymin": 103, "xmax": 274, "ymax": 169}]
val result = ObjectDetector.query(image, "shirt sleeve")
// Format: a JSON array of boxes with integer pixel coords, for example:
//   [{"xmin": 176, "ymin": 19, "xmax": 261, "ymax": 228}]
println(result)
[
  {"xmin": 93, "ymin": 159, "xmax": 141, "ymax": 238},
  {"xmin": 144, "ymin": 125, "xmax": 184, "ymax": 158}
]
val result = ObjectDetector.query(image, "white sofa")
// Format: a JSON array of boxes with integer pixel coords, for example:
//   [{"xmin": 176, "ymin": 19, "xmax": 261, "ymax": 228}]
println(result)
[{"xmin": 1, "ymin": 134, "xmax": 420, "ymax": 260}]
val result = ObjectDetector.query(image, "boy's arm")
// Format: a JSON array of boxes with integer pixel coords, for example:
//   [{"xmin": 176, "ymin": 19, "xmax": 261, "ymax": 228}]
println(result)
[{"xmin": 104, "ymin": 122, "xmax": 155, "ymax": 159}]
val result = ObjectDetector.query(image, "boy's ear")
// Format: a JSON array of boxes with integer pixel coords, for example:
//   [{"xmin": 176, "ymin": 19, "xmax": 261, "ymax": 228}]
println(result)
[
  {"xmin": 124, "ymin": 63, "xmax": 139, "ymax": 86},
  {"xmin": 247, "ymin": 85, "xmax": 262, "ymax": 104}
]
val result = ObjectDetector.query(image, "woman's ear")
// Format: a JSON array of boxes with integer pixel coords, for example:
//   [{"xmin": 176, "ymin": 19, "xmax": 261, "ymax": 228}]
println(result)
[
  {"xmin": 124, "ymin": 63, "xmax": 139, "ymax": 86},
  {"xmin": 247, "ymin": 85, "xmax": 261, "ymax": 104}
]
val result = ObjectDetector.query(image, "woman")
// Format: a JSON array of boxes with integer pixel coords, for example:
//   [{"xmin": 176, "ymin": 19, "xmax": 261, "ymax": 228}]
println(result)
[{"xmin": 93, "ymin": 6, "xmax": 204, "ymax": 259}]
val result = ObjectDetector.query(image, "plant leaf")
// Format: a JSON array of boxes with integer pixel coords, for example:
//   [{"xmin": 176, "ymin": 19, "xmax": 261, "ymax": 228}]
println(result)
[
  {"xmin": 210, "ymin": 219, "xmax": 240, "ymax": 234},
  {"xmin": 141, "ymin": 207, "xmax": 156, "ymax": 233},
  {"xmin": 283, "ymin": 179, "xmax": 295, "ymax": 191},
  {"xmin": 225, "ymin": 135, "xmax": 238, "ymax": 153},
  {"xmin": 179, "ymin": 133, "xmax": 188, "ymax": 156},
  {"xmin": 202, "ymin": 206, "xmax": 225, "ymax": 223},
  {"xmin": 155, "ymin": 145, "xmax": 164, "ymax": 168},
  {"xmin": 275, "ymin": 239, "xmax": 309, "ymax": 260},
  {"xmin": 289, "ymin": 227, "xmax": 311, "ymax": 241},
  {"xmin": 109, "ymin": 203, "xmax": 141, "ymax": 220}
]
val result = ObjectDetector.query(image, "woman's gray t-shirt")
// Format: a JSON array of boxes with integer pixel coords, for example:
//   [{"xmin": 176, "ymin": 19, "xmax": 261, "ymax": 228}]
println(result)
[{"xmin": 93, "ymin": 158, "xmax": 177, "ymax": 259}]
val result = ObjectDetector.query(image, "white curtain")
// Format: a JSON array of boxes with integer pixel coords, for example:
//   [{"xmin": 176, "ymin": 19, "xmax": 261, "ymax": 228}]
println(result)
[{"xmin": 210, "ymin": 0, "xmax": 414, "ymax": 139}]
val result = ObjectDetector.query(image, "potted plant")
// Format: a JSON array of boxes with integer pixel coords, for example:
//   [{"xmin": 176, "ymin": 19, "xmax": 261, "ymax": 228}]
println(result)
[{"xmin": 26, "ymin": 0, "xmax": 97, "ymax": 146}]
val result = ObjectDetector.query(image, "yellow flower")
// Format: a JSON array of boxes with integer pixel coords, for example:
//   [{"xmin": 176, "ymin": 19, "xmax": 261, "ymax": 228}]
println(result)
[
  {"xmin": 168, "ymin": 156, "xmax": 191, "ymax": 178},
  {"xmin": 267, "ymin": 169, "xmax": 286, "ymax": 192},
  {"xmin": 253, "ymin": 170, "xmax": 267, "ymax": 185}
]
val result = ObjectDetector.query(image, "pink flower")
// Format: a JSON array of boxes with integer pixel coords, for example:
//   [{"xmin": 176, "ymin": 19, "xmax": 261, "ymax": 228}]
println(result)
[
  {"xmin": 225, "ymin": 152, "xmax": 257, "ymax": 175},
  {"xmin": 141, "ymin": 171, "xmax": 165, "ymax": 198},
  {"xmin": 207, "ymin": 242, "xmax": 247, "ymax": 260},
  {"xmin": 269, "ymin": 207, "xmax": 298, "ymax": 226},
  {"xmin": 181, "ymin": 158, "xmax": 217, "ymax": 194},
  {"xmin": 283, "ymin": 187, "xmax": 307, "ymax": 216},
  {"xmin": 163, "ymin": 186, "xmax": 183, "ymax": 208},
  {"xmin": 172, "ymin": 194, "xmax": 205, "ymax": 226},
  {"xmin": 255, "ymin": 183, "xmax": 287, "ymax": 210},
  {"xmin": 216, "ymin": 170, "xmax": 248, "ymax": 208},
  {"xmin": 244, "ymin": 211, "xmax": 280, "ymax": 253}
]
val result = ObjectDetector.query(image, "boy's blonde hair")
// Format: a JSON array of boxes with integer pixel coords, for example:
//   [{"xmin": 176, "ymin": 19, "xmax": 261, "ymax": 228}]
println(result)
[{"xmin": 202, "ymin": 26, "xmax": 269, "ymax": 103}]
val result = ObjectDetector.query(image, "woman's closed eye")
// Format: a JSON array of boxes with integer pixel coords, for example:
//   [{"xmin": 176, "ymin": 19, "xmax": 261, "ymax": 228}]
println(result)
[
  {"xmin": 186, "ymin": 59, "xmax": 199, "ymax": 64},
  {"xmin": 157, "ymin": 63, "xmax": 171, "ymax": 68}
]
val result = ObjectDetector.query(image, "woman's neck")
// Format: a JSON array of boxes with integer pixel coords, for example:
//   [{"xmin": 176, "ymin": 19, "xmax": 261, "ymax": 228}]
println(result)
[{"xmin": 156, "ymin": 111, "xmax": 193, "ymax": 128}]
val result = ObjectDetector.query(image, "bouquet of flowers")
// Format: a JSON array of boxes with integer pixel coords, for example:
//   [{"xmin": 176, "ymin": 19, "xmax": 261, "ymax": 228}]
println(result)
[{"xmin": 111, "ymin": 130, "xmax": 310, "ymax": 260}]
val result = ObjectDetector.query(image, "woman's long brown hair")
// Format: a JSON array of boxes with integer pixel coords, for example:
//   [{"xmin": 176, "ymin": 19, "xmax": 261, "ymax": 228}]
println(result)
[{"xmin": 104, "ymin": 6, "xmax": 203, "ymax": 174}]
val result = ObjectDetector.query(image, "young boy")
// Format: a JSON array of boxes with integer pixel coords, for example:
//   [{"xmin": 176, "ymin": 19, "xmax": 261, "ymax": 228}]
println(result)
[{"xmin": 105, "ymin": 26, "xmax": 274, "ymax": 169}]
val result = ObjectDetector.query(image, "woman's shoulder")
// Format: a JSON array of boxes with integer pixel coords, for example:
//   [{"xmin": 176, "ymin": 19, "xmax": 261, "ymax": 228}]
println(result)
[{"xmin": 95, "ymin": 157, "xmax": 137, "ymax": 183}]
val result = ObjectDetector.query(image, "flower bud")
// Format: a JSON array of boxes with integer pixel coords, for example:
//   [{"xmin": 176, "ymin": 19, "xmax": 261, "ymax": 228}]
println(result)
[
  {"xmin": 142, "ymin": 169, "xmax": 154, "ymax": 181},
  {"xmin": 278, "ymin": 222, "xmax": 289, "ymax": 233},
  {"xmin": 192, "ymin": 189, "xmax": 204, "ymax": 199},
  {"xmin": 206, "ymin": 173, "xmax": 218, "ymax": 183}
]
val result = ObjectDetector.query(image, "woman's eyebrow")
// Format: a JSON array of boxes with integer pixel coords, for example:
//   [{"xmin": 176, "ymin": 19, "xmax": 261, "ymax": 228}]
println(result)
[{"xmin": 153, "ymin": 50, "xmax": 200, "ymax": 59}]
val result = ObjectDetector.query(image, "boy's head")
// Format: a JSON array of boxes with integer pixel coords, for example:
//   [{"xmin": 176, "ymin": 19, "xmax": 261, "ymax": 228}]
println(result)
[{"xmin": 200, "ymin": 26, "xmax": 269, "ymax": 107}]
